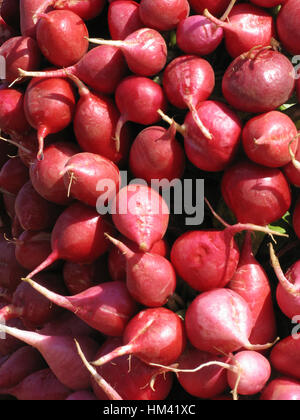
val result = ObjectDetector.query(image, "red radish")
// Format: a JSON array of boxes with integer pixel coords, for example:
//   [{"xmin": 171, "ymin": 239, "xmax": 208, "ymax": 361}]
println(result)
[
  {"xmin": 283, "ymin": 134, "xmax": 300, "ymax": 187},
  {"xmin": 129, "ymin": 124, "xmax": 186, "ymax": 187},
  {"xmin": 61, "ymin": 152, "xmax": 121, "ymax": 208},
  {"xmin": 22, "ymin": 279, "xmax": 137, "ymax": 336},
  {"xmin": 20, "ymin": 0, "xmax": 52, "ymax": 38},
  {"xmin": 108, "ymin": 237, "xmax": 169, "ymax": 282},
  {"xmin": 0, "ymin": 346, "xmax": 46, "ymax": 389},
  {"xmin": 111, "ymin": 184, "xmax": 170, "ymax": 252},
  {"xmin": 188, "ymin": 0, "xmax": 230, "ymax": 16},
  {"xmin": 204, "ymin": 3, "xmax": 275, "ymax": 59},
  {"xmin": 0, "ymin": 369, "xmax": 71, "ymax": 400},
  {"xmin": 0, "ymin": 239, "xmax": 26, "ymax": 292},
  {"xmin": 163, "ymin": 56, "xmax": 215, "ymax": 140},
  {"xmin": 221, "ymin": 160, "xmax": 291, "ymax": 226},
  {"xmin": 0, "ymin": 89, "xmax": 31, "ymax": 138},
  {"xmin": 0, "ymin": 17, "xmax": 15, "ymax": 46},
  {"xmin": 229, "ymin": 232, "xmax": 277, "ymax": 346},
  {"xmin": 0, "ymin": 36, "xmax": 41, "ymax": 85},
  {"xmin": 0, "ymin": 157, "xmax": 29, "ymax": 195},
  {"xmin": 293, "ymin": 198, "xmax": 300, "ymax": 240},
  {"xmin": 0, "ymin": 139, "xmax": 16, "ymax": 169},
  {"xmin": 242, "ymin": 111, "xmax": 298, "ymax": 168},
  {"xmin": 270, "ymin": 336, "xmax": 300, "ymax": 381},
  {"xmin": 0, "ymin": 318, "xmax": 26, "ymax": 357},
  {"xmin": 66, "ymin": 391, "xmax": 97, "ymax": 400},
  {"xmin": 277, "ymin": 0, "xmax": 300, "ymax": 55},
  {"xmin": 24, "ymin": 76, "xmax": 76, "ymax": 160},
  {"xmin": 108, "ymin": 0, "xmax": 143, "ymax": 40},
  {"xmin": 222, "ymin": 48, "xmax": 295, "ymax": 113},
  {"xmin": 88, "ymin": 29, "xmax": 167, "ymax": 77},
  {"xmin": 19, "ymin": 45, "xmax": 128, "ymax": 96},
  {"xmin": 2, "ymin": 193, "xmax": 16, "ymax": 220},
  {"xmin": 176, "ymin": 15, "xmax": 223, "ymax": 56},
  {"xmin": 22, "ymin": 202, "xmax": 112, "ymax": 279},
  {"xmin": 92, "ymin": 307, "xmax": 186, "ymax": 367},
  {"xmin": 260, "ymin": 377, "xmax": 300, "ymax": 401},
  {"xmin": 11, "ymin": 216, "xmax": 24, "ymax": 239},
  {"xmin": 52, "ymin": 0, "xmax": 106, "ymax": 20},
  {"xmin": 251, "ymin": 0, "xmax": 283, "ymax": 6},
  {"xmin": 0, "ymin": 324, "xmax": 99, "ymax": 390},
  {"xmin": 185, "ymin": 288, "xmax": 278, "ymax": 355},
  {"xmin": 15, "ymin": 231, "xmax": 53, "ymax": 271},
  {"xmin": 139, "ymin": 0, "xmax": 190, "ymax": 32},
  {"xmin": 40, "ymin": 311, "xmax": 96, "ymax": 338},
  {"xmin": 0, "ymin": 0, "xmax": 20, "ymax": 29},
  {"xmin": 29, "ymin": 142, "xmax": 80, "ymax": 205}
]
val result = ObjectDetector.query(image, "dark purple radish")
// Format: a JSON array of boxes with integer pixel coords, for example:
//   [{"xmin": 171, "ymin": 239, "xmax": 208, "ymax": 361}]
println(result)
[
  {"xmin": 176, "ymin": 15, "xmax": 223, "ymax": 56},
  {"xmin": 23, "ymin": 202, "xmax": 113, "ymax": 279},
  {"xmin": 19, "ymin": 45, "xmax": 128, "ymax": 95},
  {"xmin": 0, "ymin": 36, "xmax": 41, "ymax": 85},
  {"xmin": 277, "ymin": 0, "xmax": 300, "ymax": 55},
  {"xmin": 61, "ymin": 152, "xmax": 120, "ymax": 208},
  {"xmin": 163, "ymin": 56, "xmax": 215, "ymax": 140},
  {"xmin": 108, "ymin": 0, "xmax": 143, "ymax": 40},
  {"xmin": 66, "ymin": 390, "xmax": 97, "ymax": 401},
  {"xmin": 92, "ymin": 307, "xmax": 186, "ymax": 367},
  {"xmin": 129, "ymin": 124, "xmax": 185, "ymax": 187},
  {"xmin": 36, "ymin": 10, "xmax": 89, "ymax": 67},
  {"xmin": 106, "ymin": 235, "xmax": 176, "ymax": 307},
  {"xmin": 53, "ymin": 0, "xmax": 106, "ymax": 20},
  {"xmin": 20, "ymin": 0, "xmax": 52, "ymax": 38},
  {"xmin": 0, "ymin": 138, "xmax": 16, "ymax": 169},
  {"xmin": 24, "ymin": 76, "xmax": 76, "ymax": 160},
  {"xmin": 260, "ymin": 377, "xmax": 300, "ymax": 401},
  {"xmin": 185, "ymin": 288, "xmax": 278, "ymax": 355},
  {"xmin": 11, "ymin": 216, "xmax": 24, "ymax": 239},
  {"xmin": 0, "ymin": 346, "xmax": 46, "ymax": 389},
  {"xmin": 270, "ymin": 336, "xmax": 300, "ymax": 381},
  {"xmin": 221, "ymin": 160, "xmax": 292, "ymax": 226},
  {"xmin": 229, "ymin": 232, "xmax": 277, "ymax": 347},
  {"xmin": 39, "ymin": 312, "xmax": 96, "ymax": 338},
  {"xmin": 139, "ymin": 0, "xmax": 190, "ymax": 32},
  {"xmin": 0, "ymin": 238, "xmax": 27, "ymax": 293},
  {"xmin": 0, "ymin": 17, "xmax": 16, "ymax": 46},
  {"xmin": 1, "ymin": 0, "xmax": 20, "ymax": 29},
  {"xmin": 0, "ymin": 157, "xmax": 29, "ymax": 195},
  {"xmin": 29, "ymin": 141, "xmax": 80, "ymax": 205},
  {"xmin": 0, "ymin": 318, "xmax": 26, "ymax": 357},
  {"xmin": 0, "ymin": 324, "xmax": 99, "ymax": 390},
  {"xmin": 222, "ymin": 48, "xmax": 295, "ymax": 113},
  {"xmin": 188, "ymin": 0, "xmax": 230, "ymax": 16},
  {"xmin": 204, "ymin": 3, "xmax": 275, "ymax": 59},
  {"xmin": 0, "ymin": 89, "xmax": 31, "ymax": 138},
  {"xmin": 21, "ymin": 279, "xmax": 137, "ymax": 336},
  {"xmin": 2, "ymin": 193, "xmax": 16, "ymax": 220},
  {"xmin": 15, "ymin": 231, "xmax": 53, "ymax": 272},
  {"xmin": 15, "ymin": 181, "xmax": 62, "ymax": 232},
  {"xmin": 293, "ymin": 198, "xmax": 300, "ymax": 240},
  {"xmin": 88, "ymin": 28, "xmax": 167, "ymax": 77},
  {"xmin": 111, "ymin": 184, "xmax": 170, "ymax": 252},
  {"xmin": 242, "ymin": 111, "xmax": 298, "ymax": 168}
]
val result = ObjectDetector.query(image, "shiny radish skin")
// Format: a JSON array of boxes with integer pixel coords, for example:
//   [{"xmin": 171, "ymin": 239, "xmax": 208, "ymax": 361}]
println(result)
[
  {"xmin": 188, "ymin": 0, "xmax": 230, "ymax": 16},
  {"xmin": 270, "ymin": 336, "xmax": 300, "ymax": 381},
  {"xmin": 277, "ymin": 0, "xmax": 300, "ymax": 55},
  {"xmin": 108, "ymin": 0, "xmax": 143, "ymax": 40},
  {"xmin": 260, "ymin": 377, "xmax": 300, "ymax": 401},
  {"xmin": 221, "ymin": 160, "xmax": 292, "ymax": 226},
  {"xmin": 0, "ymin": 157, "xmax": 29, "ymax": 195},
  {"xmin": 15, "ymin": 231, "xmax": 53, "ymax": 272},
  {"xmin": 0, "ymin": 89, "xmax": 31, "ymax": 138},
  {"xmin": 20, "ymin": 0, "xmax": 52, "ymax": 38},
  {"xmin": 53, "ymin": 0, "xmax": 106, "ymax": 20},
  {"xmin": 222, "ymin": 48, "xmax": 295, "ymax": 113},
  {"xmin": 139, "ymin": 0, "xmax": 190, "ymax": 32}
]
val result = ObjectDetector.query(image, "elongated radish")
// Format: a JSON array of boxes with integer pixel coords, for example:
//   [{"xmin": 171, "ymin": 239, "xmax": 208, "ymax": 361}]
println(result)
[
  {"xmin": 0, "ymin": 157, "xmax": 29, "ymax": 195},
  {"xmin": 108, "ymin": 0, "xmax": 143, "ymax": 40}
]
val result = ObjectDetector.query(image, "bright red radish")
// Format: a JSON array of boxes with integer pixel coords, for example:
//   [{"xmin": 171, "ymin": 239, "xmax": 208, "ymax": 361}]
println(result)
[
  {"xmin": 260, "ymin": 377, "xmax": 300, "ymax": 401},
  {"xmin": 88, "ymin": 28, "xmax": 167, "ymax": 77},
  {"xmin": 176, "ymin": 15, "xmax": 223, "ymax": 56},
  {"xmin": 188, "ymin": 0, "xmax": 230, "ymax": 16},
  {"xmin": 15, "ymin": 231, "xmax": 53, "ymax": 272},
  {"xmin": 0, "ymin": 157, "xmax": 29, "ymax": 195},
  {"xmin": 108, "ymin": 0, "xmax": 143, "ymax": 40},
  {"xmin": 229, "ymin": 232, "xmax": 277, "ymax": 346},
  {"xmin": 0, "ymin": 89, "xmax": 31, "ymax": 138},
  {"xmin": 29, "ymin": 141, "xmax": 80, "ymax": 205},
  {"xmin": 92, "ymin": 307, "xmax": 186, "ymax": 367},
  {"xmin": 277, "ymin": 0, "xmax": 300, "ymax": 55},
  {"xmin": 53, "ymin": 0, "xmax": 106, "ymax": 20},
  {"xmin": 20, "ymin": 0, "xmax": 52, "ymax": 38},
  {"xmin": 111, "ymin": 184, "xmax": 169, "ymax": 252},
  {"xmin": 270, "ymin": 335, "xmax": 300, "ymax": 381},
  {"xmin": 221, "ymin": 160, "xmax": 291, "ymax": 226},
  {"xmin": 21, "ymin": 279, "xmax": 137, "ymax": 336},
  {"xmin": 139, "ymin": 0, "xmax": 190, "ymax": 31},
  {"xmin": 222, "ymin": 48, "xmax": 295, "ymax": 113},
  {"xmin": 66, "ymin": 391, "xmax": 97, "ymax": 401},
  {"xmin": 129, "ymin": 124, "xmax": 185, "ymax": 187},
  {"xmin": 242, "ymin": 111, "xmax": 298, "ymax": 168},
  {"xmin": 204, "ymin": 3, "xmax": 275, "ymax": 58}
]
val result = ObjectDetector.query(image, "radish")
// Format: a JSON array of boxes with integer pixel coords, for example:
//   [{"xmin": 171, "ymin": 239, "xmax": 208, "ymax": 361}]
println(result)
[
  {"xmin": 0, "ymin": 138, "xmax": 16, "ymax": 169},
  {"xmin": 270, "ymin": 335, "xmax": 300, "ymax": 381},
  {"xmin": 204, "ymin": 3, "xmax": 275, "ymax": 58},
  {"xmin": 229, "ymin": 232, "xmax": 277, "ymax": 346},
  {"xmin": 40, "ymin": 311, "xmax": 96, "ymax": 338},
  {"xmin": 52, "ymin": 0, "xmax": 106, "ymax": 20},
  {"xmin": 66, "ymin": 391, "xmax": 97, "ymax": 400},
  {"xmin": 176, "ymin": 15, "xmax": 223, "ymax": 56},
  {"xmin": 0, "ymin": 89, "xmax": 31, "ymax": 138},
  {"xmin": 283, "ymin": 132, "xmax": 300, "ymax": 187},
  {"xmin": 139, "ymin": 0, "xmax": 190, "ymax": 32},
  {"xmin": 15, "ymin": 181, "xmax": 62, "ymax": 232},
  {"xmin": 88, "ymin": 29, "xmax": 167, "ymax": 77},
  {"xmin": 163, "ymin": 55, "xmax": 215, "ymax": 140},
  {"xmin": 293, "ymin": 198, "xmax": 300, "ymax": 240},
  {"xmin": 0, "ymin": 346, "xmax": 46, "ymax": 389},
  {"xmin": 111, "ymin": 184, "xmax": 170, "ymax": 252},
  {"xmin": 19, "ymin": 45, "xmax": 128, "ymax": 95},
  {"xmin": 29, "ymin": 141, "xmax": 80, "ymax": 205},
  {"xmin": 242, "ymin": 111, "xmax": 298, "ymax": 168},
  {"xmin": 0, "ymin": 0, "xmax": 20, "ymax": 29},
  {"xmin": 20, "ymin": 0, "xmax": 53, "ymax": 38},
  {"xmin": 0, "ymin": 17, "xmax": 16, "ymax": 46},
  {"xmin": 0, "ymin": 157, "xmax": 29, "ymax": 195},
  {"xmin": 277, "ymin": 0, "xmax": 300, "ymax": 55},
  {"xmin": 11, "ymin": 216, "xmax": 24, "ymax": 239},
  {"xmin": 250, "ymin": 0, "xmax": 283, "ymax": 6},
  {"xmin": 91, "ymin": 307, "xmax": 186, "ymax": 367},
  {"xmin": 0, "ymin": 318, "xmax": 25, "ymax": 357},
  {"xmin": 188, "ymin": 0, "xmax": 230, "ymax": 16},
  {"xmin": 15, "ymin": 231, "xmax": 53, "ymax": 271},
  {"xmin": 222, "ymin": 48, "xmax": 295, "ymax": 113},
  {"xmin": 221, "ymin": 160, "xmax": 292, "ymax": 226},
  {"xmin": 260, "ymin": 377, "xmax": 300, "ymax": 401},
  {"xmin": 0, "ymin": 239, "xmax": 27, "ymax": 292},
  {"xmin": 0, "ymin": 324, "xmax": 99, "ymax": 390},
  {"xmin": 129, "ymin": 124, "xmax": 185, "ymax": 187},
  {"xmin": 0, "ymin": 36, "xmax": 41, "ymax": 85},
  {"xmin": 185, "ymin": 288, "xmax": 278, "ymax": 355},
  {"xmin": 108, "ymin": 0, "xmax": 143, "ymax": 40},
  {"xmin": 36, "ymin": 10, "xmax": 89, "ymax": 67},
  {"xmin": 2, "ymin": 194, "xmax": 16, "ymax": 221}
]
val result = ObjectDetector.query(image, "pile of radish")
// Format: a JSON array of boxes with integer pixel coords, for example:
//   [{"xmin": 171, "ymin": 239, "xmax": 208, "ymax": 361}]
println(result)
[{"xmin": 1, "ymin": 0, "xmax": 300, "ymax": 402}]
